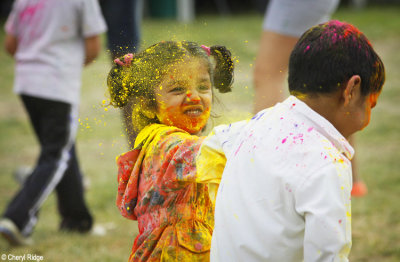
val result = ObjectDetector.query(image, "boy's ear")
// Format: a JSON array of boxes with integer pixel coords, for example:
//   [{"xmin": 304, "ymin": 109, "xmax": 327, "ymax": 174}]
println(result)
[
  {"xmin": 342, "ymin": 75, "xmax": 361, "ymax": 107},
  {"xmin": 139, "ymin": 97, "xmax": 156, "ymax": 119}
]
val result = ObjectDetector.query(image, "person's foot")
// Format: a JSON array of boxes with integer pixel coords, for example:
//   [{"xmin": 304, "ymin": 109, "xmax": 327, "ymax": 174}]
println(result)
[
  {"xmin": 351, "ymin": 181, "xmax": 368, "ymax": 197},
  {"xmin": 59, "ymin": 217, "xmax": 93, "ymax": 234},
  {"xmin": 0, "ymin": 218, "xmax": 33, "ymax": 246}
]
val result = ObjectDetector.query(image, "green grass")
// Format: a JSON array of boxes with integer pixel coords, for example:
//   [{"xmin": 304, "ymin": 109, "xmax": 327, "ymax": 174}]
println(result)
[{"xmin": 1, "ymin": 5, "xmax": 400, "ymax": 261}]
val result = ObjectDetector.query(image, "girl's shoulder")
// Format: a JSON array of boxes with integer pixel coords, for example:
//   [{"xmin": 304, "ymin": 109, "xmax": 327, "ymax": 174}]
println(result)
[{"xmin": 134, "ymin": 124, "xmax": 198, "ymax": 150}]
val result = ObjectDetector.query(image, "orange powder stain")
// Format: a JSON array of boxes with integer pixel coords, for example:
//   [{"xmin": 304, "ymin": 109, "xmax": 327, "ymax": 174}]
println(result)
[
  {"xmin": 362, "ymin": 91, "xmax": 381, "ymax": 129},
  {"xmin": 158, "ymin": 105, "xmax": 211, "ymax": 135}
]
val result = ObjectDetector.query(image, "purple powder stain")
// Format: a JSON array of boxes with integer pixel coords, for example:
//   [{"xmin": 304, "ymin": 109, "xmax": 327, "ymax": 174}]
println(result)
[{"xmin": 252, "ymin": 111, "xmax": 265, "ymax": 121}]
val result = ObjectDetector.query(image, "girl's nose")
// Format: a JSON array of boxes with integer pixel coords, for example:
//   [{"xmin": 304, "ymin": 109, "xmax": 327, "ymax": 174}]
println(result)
[{"xmin": 186, "ymin": 90, "xmax": 201, "ymax": 103}]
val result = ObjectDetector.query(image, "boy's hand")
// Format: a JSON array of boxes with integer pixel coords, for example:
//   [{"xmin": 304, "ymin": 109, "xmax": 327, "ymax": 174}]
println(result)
[
  {"xmin": 5, "ymin": 34, "xmax": 18, "ymax": 57},
  {"xmin": 84, "ymin": 35, "xmax": 101, "ymax": 66}
]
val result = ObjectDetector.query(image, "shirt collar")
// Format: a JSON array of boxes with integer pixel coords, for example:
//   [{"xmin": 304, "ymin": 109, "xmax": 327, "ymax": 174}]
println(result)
[{"xmin": 282, "ymin": 96, "xmax": 354, "ymax": 160}]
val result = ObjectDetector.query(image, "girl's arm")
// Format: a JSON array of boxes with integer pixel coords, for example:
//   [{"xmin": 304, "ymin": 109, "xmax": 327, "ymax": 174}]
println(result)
[
  {"xmin": 196, "ymin": 120, "xmax": 248, "ymax": 203},
  {"xmin": 4, "ymin": 34, "xmax": 18, "ymax": 57},
  {"xmin": 196, "ymin": 120, "xmax": 248, "ymax": 183}
]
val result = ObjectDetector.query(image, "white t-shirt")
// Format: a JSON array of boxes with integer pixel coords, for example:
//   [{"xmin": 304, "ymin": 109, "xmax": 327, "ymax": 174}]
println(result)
[
  {"xmin": 5, "ymin": 0, "xmax": 107, "ymax": 105},
  {"xmin": 203, "ymin": 96, "xmax": 353, "ymax": 262}
]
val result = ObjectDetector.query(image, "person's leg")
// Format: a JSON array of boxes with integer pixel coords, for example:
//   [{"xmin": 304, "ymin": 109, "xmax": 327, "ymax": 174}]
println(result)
[
  {"xmin": 349, "ymin": 136, "xmax": 368, "ymax": 197},
  {"xmin": 100, "ymin": 0, "xmax": 141, "ymax": 59},
  {"xmin": 100, "ymin": 0, "xmax": 142, "ymax": 147},
  {"xmin": 2, "ymin": 95, "xmax": 75, "ymax": 237},
  {"xmin": 253, "ymin": 0, "xmax": 340, "ymax": 113},
  {"xmin": 56, "ymin": 144, "xmax": 93, "ymax": 232},
  {"xmin": 254, "ymin": 31, "xmax": 297, "ymax": 112}
]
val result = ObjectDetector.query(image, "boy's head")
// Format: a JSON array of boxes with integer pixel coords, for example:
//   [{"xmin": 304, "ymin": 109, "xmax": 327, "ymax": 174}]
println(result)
[{"xmin": 288, "ymin": 20, "xmax": 385, "ymax": 137}]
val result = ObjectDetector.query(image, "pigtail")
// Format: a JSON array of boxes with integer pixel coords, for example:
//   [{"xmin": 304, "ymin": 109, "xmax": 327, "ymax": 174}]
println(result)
[
  {"xmin": 210, "ymin": 45, "xmax": 234, "ymax": 93},
  {"xmin": 107, "ymin": 54, "xmax": 137, "ymax": 108}
]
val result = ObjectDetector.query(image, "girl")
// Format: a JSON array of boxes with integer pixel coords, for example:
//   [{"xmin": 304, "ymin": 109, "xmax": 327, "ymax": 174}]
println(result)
[{"xmin": 107, "ymin": 41, "xmax": 234, "ymax": 261}]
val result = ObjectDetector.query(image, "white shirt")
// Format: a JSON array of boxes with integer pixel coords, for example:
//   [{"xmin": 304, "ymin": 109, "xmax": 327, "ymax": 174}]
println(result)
[
  {"xmin": 5, "ymin": 0, "xmax": 106, "ymax": 105},
  {"xmin": 208, "ymin": 96, "xmax": 353, "ymax": 262}
]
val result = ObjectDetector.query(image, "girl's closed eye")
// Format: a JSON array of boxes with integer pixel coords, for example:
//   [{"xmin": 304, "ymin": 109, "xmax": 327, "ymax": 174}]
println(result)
[
  {"xmin": 198, "ymin": 85, "xmax": 211, "ymax": 92},
  {"xmin": 169, "ymin": 86, "xmax": 186, "ymax": 93}
]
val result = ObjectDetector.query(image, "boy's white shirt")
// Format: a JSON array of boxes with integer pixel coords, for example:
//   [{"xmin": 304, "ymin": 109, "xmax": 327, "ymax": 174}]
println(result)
[
  {"xmin": 5, "ymin": 0, "xmax": 107, "ymax": 105},
  {"xmin": 198, "ymin": 96, "xmax": 353, "ymax": 262}
]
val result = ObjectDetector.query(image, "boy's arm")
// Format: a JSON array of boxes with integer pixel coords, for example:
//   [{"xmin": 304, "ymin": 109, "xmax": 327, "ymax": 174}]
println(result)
[
  {"xmin": 296, "ymin": 164, "xmax": 352, "ymax": 262},
  {"xmin": 4, "ymin": 34, "xmax": 18, "ymax": 57},
  {"xmin": 84, "ymin": 35, "xmax": 101, "ymax": 66}
]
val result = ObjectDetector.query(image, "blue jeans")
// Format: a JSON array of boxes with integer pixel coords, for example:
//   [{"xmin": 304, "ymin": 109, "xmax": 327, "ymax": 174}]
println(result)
[{"xmin": 100, "ymin": 0, "xmax": 142, "ymax": 58}]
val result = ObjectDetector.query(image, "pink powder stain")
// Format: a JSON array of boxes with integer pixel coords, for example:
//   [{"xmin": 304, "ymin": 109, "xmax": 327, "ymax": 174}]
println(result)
[
  {"xmin": 234, "ymin": 141, "xmax": 244, "ymax": 156},
  {"xmin": 333, "ymin": 33, "xmax": 339, "ymax": 43},
  {"xmin": 281, "ymin": 137, "xmax": 287, "ymax": 144},
  {"xmin": 19, "ymin": 0, "xmax": 46, "ymax": 22},
  {"xmin": 304, "ymin": 45, "xmax": 310, "ymax": 53},
  {"xmin": 339, "ymin": 219, "xmax": 342, "ymax": 224},
  {"xmin": 285, "ymin": 184, "xmax": 292, "ymax": 193},
  {"xmin": 195, "ymin": 242, "xmax": 203, "ymax": 251},
  {"xmin": 293, "ymin": 133, "xmax": 304, "ymax": 144},
  {"xmin": 307, "ymin": 127, "xmax": 314, "ymax": 132}
]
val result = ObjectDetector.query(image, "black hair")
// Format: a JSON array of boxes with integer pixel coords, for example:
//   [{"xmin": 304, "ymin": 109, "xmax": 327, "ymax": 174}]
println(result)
[
  {"xmin": 107, "ymin": 41, "xmax": 234, "ymax": 133},
  {"xmin": 288, "ymin": 20, "xmax": 385, "ymax": 97}
]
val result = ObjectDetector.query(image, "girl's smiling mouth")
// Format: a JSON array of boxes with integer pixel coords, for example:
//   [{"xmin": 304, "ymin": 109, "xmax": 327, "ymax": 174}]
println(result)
[{"xmin": 183, "ymin": 106, "xmax": 204, "ymax": 117}]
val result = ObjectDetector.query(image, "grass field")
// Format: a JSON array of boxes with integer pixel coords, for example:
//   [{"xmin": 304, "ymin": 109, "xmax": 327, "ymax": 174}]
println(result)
[{"xmin": 1, "ymin": 6, "xmax": 399, "ymax": 261}]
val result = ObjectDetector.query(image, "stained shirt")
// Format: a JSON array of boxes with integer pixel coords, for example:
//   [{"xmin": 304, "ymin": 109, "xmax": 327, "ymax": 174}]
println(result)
[
  {"xmin": 116, "ymin": 124, "xmax": 214, "ymax": 262},
  {"xmin": 197, "ymin": 96, "xmax": 354, "ymax": 262},
  {"xmin": 5, "ymin": 0, "xmax": 106, "ymax": 105}
]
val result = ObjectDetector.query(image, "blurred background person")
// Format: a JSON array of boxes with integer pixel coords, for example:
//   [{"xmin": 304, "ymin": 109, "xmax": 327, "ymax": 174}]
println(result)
[
  {"xmin": 100, "ymin": 0, "xmax": 143, "ymax": 148},
  {"xmin": 0, "ymin": 0, "xmax": 106, "ymax": 246}
]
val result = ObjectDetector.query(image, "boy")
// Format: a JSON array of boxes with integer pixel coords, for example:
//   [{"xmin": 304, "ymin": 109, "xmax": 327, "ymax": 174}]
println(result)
[
  {"xmin": 197, "ymin": 20, "xmax": 385, "ymax": 261},
  {"xmin": 0, "ymin": 0, "xmax": 106, "ymax": 246}
]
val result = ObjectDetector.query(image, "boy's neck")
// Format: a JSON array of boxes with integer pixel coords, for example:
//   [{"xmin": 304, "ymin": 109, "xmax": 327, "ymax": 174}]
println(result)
[{"xmin": 295, "ymin": 93, "xmax": 350, "ymax": 139}]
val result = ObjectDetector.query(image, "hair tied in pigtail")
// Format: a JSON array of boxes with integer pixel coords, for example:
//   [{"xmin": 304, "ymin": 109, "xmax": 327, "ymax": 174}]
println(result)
[
  {"xmin": 201, "ymin": 45, "xmax": 211, "ymax": 56},
  {"xmin": 114, "ymin": 53, "xmax": 134, "ymax": 67}
]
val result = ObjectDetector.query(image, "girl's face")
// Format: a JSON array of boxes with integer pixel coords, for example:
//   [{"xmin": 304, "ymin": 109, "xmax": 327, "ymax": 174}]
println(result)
[{"xmin": 155, "ymin": 58, "xmax": 212, "ymax": 135}]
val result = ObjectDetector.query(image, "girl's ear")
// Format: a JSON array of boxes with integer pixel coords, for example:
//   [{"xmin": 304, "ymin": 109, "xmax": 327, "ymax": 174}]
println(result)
[
  {"xmin": 139, "ymin": 97, "xmax": 156, "ymax": 119},
  {"xmin": 343, "ymin": 75, "xmax": 361, "ymax": 107}
]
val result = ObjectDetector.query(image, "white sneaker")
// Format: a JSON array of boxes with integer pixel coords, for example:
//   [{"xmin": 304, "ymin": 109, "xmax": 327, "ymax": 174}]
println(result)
[
  {"xmin": 0, "ymin": 218, "xmax": 33, "ymax": 246},
  {"xmin": 90, "ymin": 222, "xmax": 116, "ymax": 237}
]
